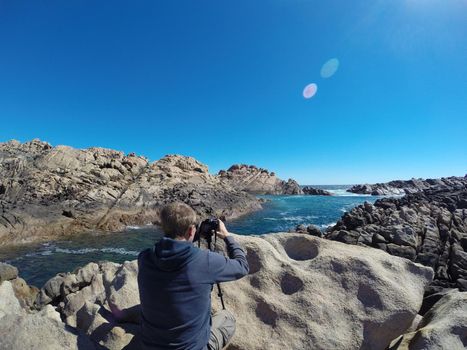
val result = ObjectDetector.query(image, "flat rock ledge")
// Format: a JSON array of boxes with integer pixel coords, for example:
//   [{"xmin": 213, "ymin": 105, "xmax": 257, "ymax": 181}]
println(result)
[{"xmin": 0, "ymin": 233, "xmax": 438, "ymax": 350}]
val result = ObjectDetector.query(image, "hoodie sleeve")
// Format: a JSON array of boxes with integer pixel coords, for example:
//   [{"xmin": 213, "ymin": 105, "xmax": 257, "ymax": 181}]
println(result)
[{"xmin": 207, "ymin": 236, "xmax": 249, "ymax": 283}]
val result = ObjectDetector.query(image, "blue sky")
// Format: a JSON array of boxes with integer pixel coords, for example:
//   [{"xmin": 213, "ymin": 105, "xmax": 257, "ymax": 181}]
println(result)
[{"xmin": 0, "ymin": 0, "xmax": 466, "ymax": 184}]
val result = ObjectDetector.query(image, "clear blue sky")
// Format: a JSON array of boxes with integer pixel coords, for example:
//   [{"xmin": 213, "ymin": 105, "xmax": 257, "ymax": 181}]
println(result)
[{"xmin": 0, "ymin": 1, "xmax": 466, "ymax": 184}]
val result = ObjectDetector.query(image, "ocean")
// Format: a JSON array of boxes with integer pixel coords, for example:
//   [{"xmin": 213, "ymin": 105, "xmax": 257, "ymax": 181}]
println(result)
[{"xmin": 0, "ymin": 185, "xmax": 381, "ymax": 287}]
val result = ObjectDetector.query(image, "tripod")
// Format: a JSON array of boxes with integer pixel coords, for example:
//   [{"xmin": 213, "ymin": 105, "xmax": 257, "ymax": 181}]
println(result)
[{"xmin": 206, "ymin": 232, "xmax": 226, "ymax": 310}]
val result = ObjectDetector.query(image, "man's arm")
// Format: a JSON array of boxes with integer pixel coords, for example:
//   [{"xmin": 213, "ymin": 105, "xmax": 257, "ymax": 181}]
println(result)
[{"xmin": 207, "ymin": 221, "xmax": 249, "ymax": 283}]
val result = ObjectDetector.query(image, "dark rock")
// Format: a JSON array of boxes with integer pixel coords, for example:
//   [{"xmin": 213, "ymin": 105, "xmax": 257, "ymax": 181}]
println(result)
[
  {"xmin": 327, "ymin": 180, "xmax": 467, "ymax": 292},
  {"xmin": 306, "ymin": 225, "xmax": 323, "ymax": 237},
  {"xmin": 302, "ymin": 186, "xmax": 332, "ymax": 196}
]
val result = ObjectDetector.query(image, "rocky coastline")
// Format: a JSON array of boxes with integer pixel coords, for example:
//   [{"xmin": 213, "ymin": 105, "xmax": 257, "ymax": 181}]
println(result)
[
  {"xmin": 347, "ymin": 176, "xmax": 467, "ymax": 196},
  {"xmin": 0, "ymin": 140, "xmax": 262, "ymax": 246},
  {"xmin": 326, "ymin": 181, "xmax": 467, "ymax": 293}
]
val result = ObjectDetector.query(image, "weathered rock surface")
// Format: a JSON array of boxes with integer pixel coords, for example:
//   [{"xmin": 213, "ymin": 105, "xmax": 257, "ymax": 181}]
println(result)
[
  {"xmin": 0, "ymin": 139, "xmax": 261, "ymax": 246},
  {"xmin": 326, "ymin": 184, "xmax": 467, "ymax": 293},
  {"xmin": 30, "ymin": 233, "xmax": 434, "ymax": 350},
  {"xmin": 390, "ymin": 290, "xmax": 467, "ymax": 350},
  {"xmin": 218, "ymin": 164, "xmax": 303, "ymax": 195},
  {"xmin": 0, "ymin": 304, "xmax": 95, "ymax": 350},
  {"xmin": 347, "ymin": 176, "xmax": 467, "ymax": 196}
]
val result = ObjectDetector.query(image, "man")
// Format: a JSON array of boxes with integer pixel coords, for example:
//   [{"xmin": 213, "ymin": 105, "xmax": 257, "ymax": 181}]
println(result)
[{"xmin": 138, "ymin": 202, "xmax": 249, "ymax": 350}]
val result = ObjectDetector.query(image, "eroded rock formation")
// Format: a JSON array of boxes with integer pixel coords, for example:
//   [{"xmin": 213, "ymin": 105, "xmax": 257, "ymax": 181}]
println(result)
[
  {"xmin": 0, "ymin": 139, "xmax": 261, "ymax": 246},
  {"xmin": 14, "ymin": 233, "xmax": 436, "ymax": 350}
]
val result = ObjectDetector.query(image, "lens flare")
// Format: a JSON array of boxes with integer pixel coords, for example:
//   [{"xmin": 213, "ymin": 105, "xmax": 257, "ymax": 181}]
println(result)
[
  {"xmin": 303, "ymin": 83, "xmax": 318, "ymax": 99},
  {"xmin": 320, "ymin": 58, "xmax": 339, "ymax": 78}
]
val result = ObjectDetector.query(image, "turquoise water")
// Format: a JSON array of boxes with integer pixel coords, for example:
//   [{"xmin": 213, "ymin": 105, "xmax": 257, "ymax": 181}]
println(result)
[{"xmin": 0, "ymin": 186, "xmax": 380, "ymax": 287}]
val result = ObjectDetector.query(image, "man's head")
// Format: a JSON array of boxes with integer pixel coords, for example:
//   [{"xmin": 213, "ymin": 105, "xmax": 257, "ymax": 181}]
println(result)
[{"xmin": 160, "ymin": 202, "xmax": 198, "ymax": 241}]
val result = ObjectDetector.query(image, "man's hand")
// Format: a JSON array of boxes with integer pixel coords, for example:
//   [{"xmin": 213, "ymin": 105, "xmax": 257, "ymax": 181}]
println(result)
[{"xmin": 216, "ymin": 220, "xmax": 230, "ymax": 239}]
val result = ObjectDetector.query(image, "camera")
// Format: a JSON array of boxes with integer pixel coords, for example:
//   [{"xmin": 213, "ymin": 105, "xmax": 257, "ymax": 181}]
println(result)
[{"xmin": 194, "ymin": 218, "xmax": 219, "ymax": 243}]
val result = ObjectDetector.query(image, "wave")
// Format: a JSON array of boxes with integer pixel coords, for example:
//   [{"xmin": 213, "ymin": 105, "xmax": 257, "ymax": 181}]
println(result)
[
  {"xmin": 264, "ymin": 215, "xmax": 319, "ymax": 222},
  {"xmin": 55, "ymin": 247, "xmax": 139, "ymax": 256},
  {"xmin": 320, "ymin": 222, "xmax": 336, "ymax": 229}
]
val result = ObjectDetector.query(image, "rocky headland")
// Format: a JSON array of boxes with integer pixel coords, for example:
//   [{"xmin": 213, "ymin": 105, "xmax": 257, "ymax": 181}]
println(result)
[
  {"xmin": 347, "ymin": 176, "xmax": 467, "ymax": 196},
  {"xmin": 218, "ymin": 164, "xmax": 303, "ymax": 195},
  {"xmin": 0, "ymin": 139, "xmax": 262, "ymax": 246},
  {"xmin": 218, "ymin": 164, "xmax": 331, "ymax": 196},
  {"xmin": 6, "ymin": 233, "xmax": 465, "ymax": 350},
  {"xmin": 326, "ymin": 182, "xmax": 467, "ymax": 293}
]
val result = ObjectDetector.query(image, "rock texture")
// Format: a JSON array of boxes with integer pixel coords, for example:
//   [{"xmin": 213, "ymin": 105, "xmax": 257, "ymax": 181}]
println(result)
[
  {"xmin": 218, "ymin": 164, "xmax": 303, "ymax": 195},
  {"xmin": 347, "ymin": 176, "xmax": 467, "ymax": 196},
  {"xmin": 30, "ymin": 233, "xmax": 434, "ymax": 350},
  {"xmin": 326, "ymin": 184, "xmax": 467, "ymax": 293},
  {"xmin": 0, "ymin": 139, "xmax": 261, "ymax": 246},
  {"xmin": 390, "ymin": 290, "xmax": 467, "ymax": 350}
]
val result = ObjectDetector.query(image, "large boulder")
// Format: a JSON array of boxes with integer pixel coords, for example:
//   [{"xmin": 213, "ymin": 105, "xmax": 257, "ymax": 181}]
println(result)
[
  {"xmin": 390, "ymin": 290, "xmax": 467, "ymax": 350},
  {"xmin": 211, "ymin": 233, "xmax": 433, "ymax": 350}
]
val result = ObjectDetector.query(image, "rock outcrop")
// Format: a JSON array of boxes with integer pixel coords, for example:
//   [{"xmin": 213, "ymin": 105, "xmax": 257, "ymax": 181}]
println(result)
[
  {"xmin": 347, "ymin": 176, "xmax": 467, "ymax": 196},
  {"xmin": 390, "ymin": 289, "xmax": 467, "ymax": 350},
  {"xmin": 0, "ymin": 139, "xmax": 261, "ymax": 246},
  {"xmin": 25, "ymin": 233, "xmax": 435, "ymax": 350},
  {"xmin": 326, "ymin": 184, "xmax": 467, "ymax": 293},
  {"xmin": 218, "ymin": 164, "xmax": 303, "ymax": 195},
  {"xmin": 302, "ymin": 186, "xmax": 332, "ymax": 196}
]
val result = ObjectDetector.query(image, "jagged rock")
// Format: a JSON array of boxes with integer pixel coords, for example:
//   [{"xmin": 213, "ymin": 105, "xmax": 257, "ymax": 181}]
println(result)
[
  {"xmin": 327, "ymin": 184, "xmax": 467, "ymax": 292},
  {"xmin": 0, "ymin": 262, "xmax": 18, "ymax": 282},
  {"xmin": 302, "ymin": 186, "xmax": 332, "ymax": 196},
  {"xmin": 218, "ymin": 164, "xmax": 303, "ymax": 195},
  {"xmin": 390, "ymin": 290, "xmax": 467, "ymax": 350},
  {"xmin": 0, "ymin": 140, "xmax": 261, "ymax": 246},
  {"xmin": 33, "ymin": 233, "xmax": 433, "ymax": 350},
  {"xmin": 348, "ymin": 176, "xmax": 467, "ymax": 196}
]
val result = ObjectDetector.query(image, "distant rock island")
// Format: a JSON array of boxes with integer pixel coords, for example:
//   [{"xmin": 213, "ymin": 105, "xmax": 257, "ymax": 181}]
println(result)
[{"xmin": 347, "ymin": 176, "xmax": 467, "ymax": 196}]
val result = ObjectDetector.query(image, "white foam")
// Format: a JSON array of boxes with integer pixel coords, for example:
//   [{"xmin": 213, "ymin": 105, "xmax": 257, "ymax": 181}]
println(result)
[
  {"xmin": 320, "ymin": 222, "xmax": 336, "ymax": 229},
  {"xmin": 54, "ymin": 247, "xmax": 139, "ymax": 256}
]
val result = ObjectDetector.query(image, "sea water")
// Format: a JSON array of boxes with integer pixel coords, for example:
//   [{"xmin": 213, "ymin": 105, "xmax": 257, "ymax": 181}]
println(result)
[{"xmin": 0, "ymin": 186, "xmax": 380, "ymax": 287}]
